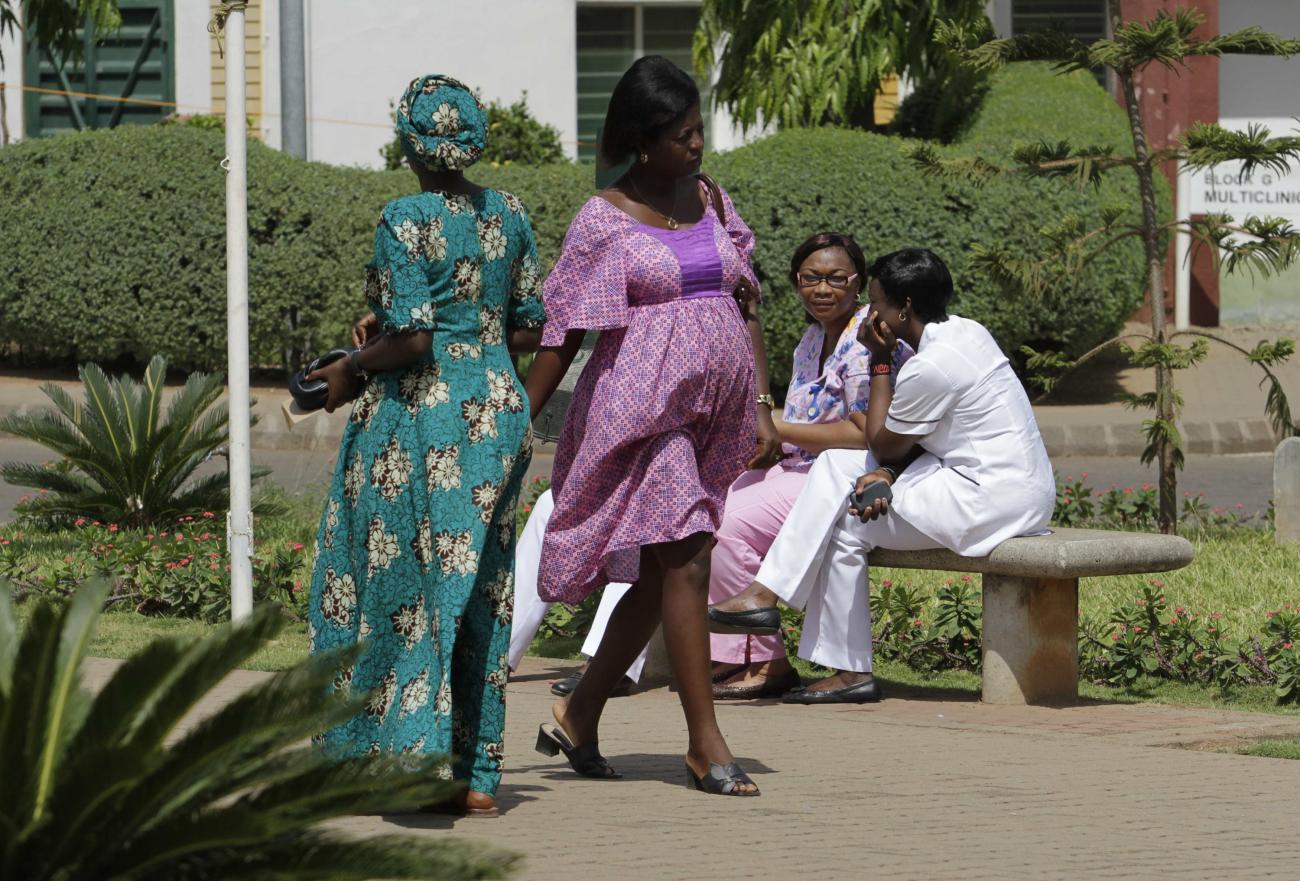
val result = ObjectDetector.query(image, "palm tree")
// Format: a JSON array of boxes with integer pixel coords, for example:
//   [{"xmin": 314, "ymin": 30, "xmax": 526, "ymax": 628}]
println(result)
[
  {"xmin": 0, "ymin": 581, "xmax": 515, "ymax": 881},
  {"xmin": 0, "ymin": 355, "xmax": 265, "ymax": 528},
  {"xmin": 913, "ymin": 5, "xmax": 1300, "ymax": 533}
]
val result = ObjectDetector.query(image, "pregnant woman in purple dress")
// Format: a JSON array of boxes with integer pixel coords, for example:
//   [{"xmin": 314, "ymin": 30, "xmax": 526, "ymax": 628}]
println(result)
[{"xmin": 525, "ymin": 56, "xmax": 781, "ymax": 797}]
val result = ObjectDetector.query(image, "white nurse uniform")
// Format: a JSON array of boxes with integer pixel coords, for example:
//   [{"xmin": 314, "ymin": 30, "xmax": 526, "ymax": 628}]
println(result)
[{"xmin": 755, "ymin": 315, "xmax": 1055, "ymax": 673}]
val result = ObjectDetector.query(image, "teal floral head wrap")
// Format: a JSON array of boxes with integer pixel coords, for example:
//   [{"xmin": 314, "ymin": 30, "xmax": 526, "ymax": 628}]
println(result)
[{"xmin": 395, "ymin": 74, "xmax": 487, "ymax": 171}]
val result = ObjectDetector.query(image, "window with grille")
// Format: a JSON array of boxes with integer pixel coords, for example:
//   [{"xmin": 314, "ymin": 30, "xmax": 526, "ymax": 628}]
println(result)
[
  {"xmin": 23, "ymin": 0, "xmax": 174, "ymax": 137},
  {"xmin": 575, "ymin": 4, "xmax": 711, "ymax": 162}
]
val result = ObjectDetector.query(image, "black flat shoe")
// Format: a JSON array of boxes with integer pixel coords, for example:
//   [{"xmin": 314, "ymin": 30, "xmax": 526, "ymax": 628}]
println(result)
[
  {"xmin": 550, "ymin": 672, "xmax": 635, "ymax": 698},
  {"xmin": 707, "ymin": 605, "xmax": 782, "ymax": 635},
  {"xmin": 535, "ymin": 724, "xmax": 623, "ymax": 779},
  {"xmin": 686, "ymin": 761, "xmax": 760, "ymax": 797},
  {"xmin": 713, "ymin": 667, "xmax": 802, "ymax": 700},
  {"xmin": 781, "ymin": 676, "xmax": 882, "ymax": 704}
]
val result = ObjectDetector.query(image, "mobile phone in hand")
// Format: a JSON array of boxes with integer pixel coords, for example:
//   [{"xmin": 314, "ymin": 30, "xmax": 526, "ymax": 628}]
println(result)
[{"xmin": 850, "ymin": 479, "xmax": 893, "ymax": 515}]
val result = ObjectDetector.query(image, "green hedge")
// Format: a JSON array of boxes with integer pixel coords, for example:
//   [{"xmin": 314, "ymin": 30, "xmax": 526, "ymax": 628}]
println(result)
[{"xmin": 0, "ymin": 63, "xmax": 1156, "ymax": 393}]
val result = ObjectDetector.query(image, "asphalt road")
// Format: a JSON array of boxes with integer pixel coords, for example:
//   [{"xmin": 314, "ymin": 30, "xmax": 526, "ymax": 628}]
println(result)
[{"xmin": 0, "ymin": 438, "xmax": 1276, "ymax": 525}]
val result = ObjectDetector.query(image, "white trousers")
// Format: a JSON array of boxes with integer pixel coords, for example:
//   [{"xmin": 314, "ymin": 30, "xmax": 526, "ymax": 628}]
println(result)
[
  {"xmin": 755, "ymin": 448, "xmax": 941, "ymax": 673},
  {"xmin": 508, "ymin": 489, "xmax": 646, "ymax": 682}
]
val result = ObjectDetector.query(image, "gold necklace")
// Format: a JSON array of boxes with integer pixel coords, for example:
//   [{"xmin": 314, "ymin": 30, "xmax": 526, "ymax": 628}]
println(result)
[{"xmin": 629, "ymin": 176, "xmax": 681, "ymax": 230}]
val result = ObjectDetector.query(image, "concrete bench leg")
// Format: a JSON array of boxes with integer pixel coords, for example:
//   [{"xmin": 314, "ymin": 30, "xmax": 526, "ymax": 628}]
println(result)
[{"xmin": 981, "ymin": 575, "xmax": 1079, "ymax": 706}]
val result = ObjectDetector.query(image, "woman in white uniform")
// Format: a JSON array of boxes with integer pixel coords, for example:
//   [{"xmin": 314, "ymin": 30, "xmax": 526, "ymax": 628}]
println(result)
[
  {"xmin": 509, "ymin": 488, "xmax": 645, "ymax": 693},
  {"xmin": 709, "ymin": 248, "xmax": 1054, "ymax": 703}
]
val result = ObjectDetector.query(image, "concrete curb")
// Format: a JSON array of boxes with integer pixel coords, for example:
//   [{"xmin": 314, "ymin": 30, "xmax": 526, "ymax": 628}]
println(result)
[
  {"xmin": 1036, "ymin": 417, "xmax": 1282, "ymax": 458},
  {"xmin": 0, "ymin": 386, "xmax": 1282, "ymax": 458}
]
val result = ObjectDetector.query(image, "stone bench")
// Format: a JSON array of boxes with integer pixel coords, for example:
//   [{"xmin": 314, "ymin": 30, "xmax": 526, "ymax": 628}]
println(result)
[
  {"xmin": 869, "ymin": 528, "xmax": 1195, "ymax": 705},
  {"xmin": 637, "ymin": 528, "xmax": 1195, "ymax": 707}
]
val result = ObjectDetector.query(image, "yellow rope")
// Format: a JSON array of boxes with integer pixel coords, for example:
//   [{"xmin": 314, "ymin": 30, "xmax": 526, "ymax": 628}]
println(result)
[{"xmin": 207, "ymin": 2, "xmax": 250, "ymax": 59}]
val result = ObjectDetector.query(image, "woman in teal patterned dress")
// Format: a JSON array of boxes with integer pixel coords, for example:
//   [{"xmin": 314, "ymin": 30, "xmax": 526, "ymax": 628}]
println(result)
[{"xmin": 305, "ymin": 75, "xmax": 545, "ymax": 818}]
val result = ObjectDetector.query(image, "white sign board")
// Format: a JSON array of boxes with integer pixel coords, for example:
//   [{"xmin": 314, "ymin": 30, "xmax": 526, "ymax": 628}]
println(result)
[{"xmin": 1189, "ymin": 161, "xmax": 1300, "ymax": 220}]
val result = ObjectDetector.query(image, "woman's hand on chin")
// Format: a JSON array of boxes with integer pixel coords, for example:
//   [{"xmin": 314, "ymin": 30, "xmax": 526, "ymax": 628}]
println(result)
[{"xmin": 858, "ymin": 309, "xmax": 897, "ymax": 363}]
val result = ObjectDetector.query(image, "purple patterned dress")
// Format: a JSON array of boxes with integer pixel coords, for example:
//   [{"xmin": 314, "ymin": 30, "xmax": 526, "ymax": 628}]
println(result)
[{"xmin": 538, "ymin": 186, "xmax": 761, "ymax": 603}]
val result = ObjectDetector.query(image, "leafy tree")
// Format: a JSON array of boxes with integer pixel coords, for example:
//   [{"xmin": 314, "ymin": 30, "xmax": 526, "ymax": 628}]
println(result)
[
  {"xmin": 0, "ymin": 355, "xmax": 270, "ymax": 528},
  {"xmin": 693, "ymin": 0, "xmax": 988, "ymax": 131},
  {"xmin": 0, "ymin": 581, "xmax": 515, "ymax": 880},
  {"xmin": 913, "ymin": 4, "xmax": 1300, "ymax": 533}
]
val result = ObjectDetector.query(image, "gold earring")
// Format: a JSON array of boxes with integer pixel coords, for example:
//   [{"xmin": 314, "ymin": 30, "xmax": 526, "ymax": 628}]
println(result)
[
  {"xmin": 898, "ymin": 310, "xmax": 907, "ymax": 322},
  {"xmin": 638, "ymin": 152, "xmax": 648, "ymax": 164}
]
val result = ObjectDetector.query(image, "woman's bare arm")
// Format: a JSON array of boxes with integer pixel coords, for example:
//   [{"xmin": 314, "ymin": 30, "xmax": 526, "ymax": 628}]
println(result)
[{"xmin": 523, "ymin": 329, "xmax": 586, "ymax": 421}]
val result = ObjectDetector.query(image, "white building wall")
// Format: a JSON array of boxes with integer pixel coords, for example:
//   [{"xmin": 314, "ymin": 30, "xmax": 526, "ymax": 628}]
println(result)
[
  {"xmin": 301, "ymin": 0, "xmax": 576, "ymax": 168},
  {"xmin": 1, "ymin": 1, "xmax": 24, "ymax": 142},
  {"xmin": 174, "ymin": 0, "xmax": 213, "ymax": 120},
  {"xmin": 1219, "ymin": 0, "xmax": 1300, "ymax": 132}
]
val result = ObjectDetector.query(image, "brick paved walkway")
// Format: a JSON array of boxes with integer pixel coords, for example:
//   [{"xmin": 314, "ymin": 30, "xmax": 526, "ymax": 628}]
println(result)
[{"xmin": 84, "ymin": 656, "xmax": 1300, "ymax": 881}]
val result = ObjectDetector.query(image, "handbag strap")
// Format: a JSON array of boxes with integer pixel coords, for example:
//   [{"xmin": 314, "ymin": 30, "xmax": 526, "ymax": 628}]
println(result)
[{"xmin": 697, "ymin": 173, "xmax": 726, "ymax": 225}]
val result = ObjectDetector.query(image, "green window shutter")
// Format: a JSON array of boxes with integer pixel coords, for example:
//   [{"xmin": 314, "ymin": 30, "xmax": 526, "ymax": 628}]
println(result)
[
  {"xmin": 24, "ymin": 0, "xmax": 175, "ymax": 138},
  {"xmin": 576, "ymin": 6, "xmax": 636, "ymax": 163},
  {"xmin": 643, "ymin": 5, "xmax": 712, "ymax": 146},
  {"xmin": 1011, "ymin": 1, "xmax": 1108, "ymax": 41},
  {"xmin": 575, "ymin": 4, "xmax": 712, "ymax": 164}
]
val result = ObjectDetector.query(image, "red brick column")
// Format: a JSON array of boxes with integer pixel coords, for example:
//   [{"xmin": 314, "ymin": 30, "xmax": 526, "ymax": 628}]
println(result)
[{"xmin": 1119, "ymin": 0, "xmax": 1220, "ymax": 325}]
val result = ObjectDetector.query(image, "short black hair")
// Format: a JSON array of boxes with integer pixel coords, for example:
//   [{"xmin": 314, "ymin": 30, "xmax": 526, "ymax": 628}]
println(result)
[
  {"xmin": 867, "ymin": 248, "xmax": 954, "ymax": 322},
  {"xmin": 600, "ymin": 55, "xmax": 700, "ymax": 164}
]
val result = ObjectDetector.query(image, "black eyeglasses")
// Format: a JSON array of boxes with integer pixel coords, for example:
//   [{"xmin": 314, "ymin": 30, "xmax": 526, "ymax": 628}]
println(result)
[{"xmin": 796, "ymin": 272, "xmax": 859, "ymax": 290}]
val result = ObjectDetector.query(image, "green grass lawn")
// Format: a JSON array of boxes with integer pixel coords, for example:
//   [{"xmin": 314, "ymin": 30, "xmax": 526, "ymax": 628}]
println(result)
[
  {"xmin": 1239, "ymin": 738, "xmax": 1300, "ymax": 759},
  {"xmin": 51, "ymin": 603, "xmax": 1300, "ymax": 718},
  {"xmin": 18, "ymin": 522, "xmax": 1299, "ymax": 716}
]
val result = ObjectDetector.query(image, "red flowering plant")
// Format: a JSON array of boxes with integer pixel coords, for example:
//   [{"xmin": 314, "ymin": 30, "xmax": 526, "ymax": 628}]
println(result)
[
  {"xmin": 772, "ymin": 571, "xmax": 1300, "ymax": 705},
  {"xmin": 1075, "ymin": 583, "xmax": 1300, "ymax": 703},
  {"xmin": 0, "ymin": 515, "xmax": 313, "ymax": 623}
]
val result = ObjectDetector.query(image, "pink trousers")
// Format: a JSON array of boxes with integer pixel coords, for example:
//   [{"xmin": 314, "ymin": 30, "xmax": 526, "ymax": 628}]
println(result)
[{"xmin": 709, "ymin": 462, "xmax": 809, "ymax": 664}]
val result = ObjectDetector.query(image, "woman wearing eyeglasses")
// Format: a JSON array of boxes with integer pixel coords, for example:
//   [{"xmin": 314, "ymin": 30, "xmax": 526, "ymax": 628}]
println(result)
[{"xmin": 708, "ymin": 232, "xmax": 909, "ymax": 700}]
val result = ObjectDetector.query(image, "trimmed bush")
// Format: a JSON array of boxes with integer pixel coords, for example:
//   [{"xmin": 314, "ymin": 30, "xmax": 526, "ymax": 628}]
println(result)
[
  {"xmin": 704, "ymin": 62, "xmax": 1157, "ymax": 391},
  {"xmin": 0, "ymin": 63, "xmax": 1155, "ymax": 391}
]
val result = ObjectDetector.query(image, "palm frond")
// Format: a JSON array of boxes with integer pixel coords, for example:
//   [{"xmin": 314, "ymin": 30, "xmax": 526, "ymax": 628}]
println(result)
[
  {"xmin": 942, "ymin": 25, "xmax": 1091, "ymax": 72},
  {"xmin": 1191, "ymin": 26, "xmax": 1300, "ymax": 59},
  {"xmin": 79, "ymin": 363, "xmax": 130, "ymax": 468},
  {"xmin": 1009, "ymin": 140, "xmax": 1129, "ymax": 189},
  {"xmin": 1182, "ymin": 121, "xmax": 1300, "ymax": 176},
  {"xmin": 0, "ymin": 463, "xmax": 97, "ymax": 496},
  {"xmin": 0, "ymin": 410, "xmax": 94, "ymax": 460},
  {"xmin": 123, "ymin": 608, "xmax": 288, "ymax": 751},
  {"xmin": 0, "ymin": 583, "xmax": 108, "ymax": 841},
  {"xmin": 3, "ymin": 583, "xmax": 516, "ymax": 881},
  {"xmin": 905, "ymin": 142, "xmax": 1006, "ymax": 183},
  {"xmin": 0, "ymin": 588, "xmax": 16, "ymax": 695},
  {"xmin": 4, "ymin": 358, "xmax": 233, "ymax": 526},
  {"xmin": 1173, "ymin": 331, "xmax": 1298, "ymax": 436}
]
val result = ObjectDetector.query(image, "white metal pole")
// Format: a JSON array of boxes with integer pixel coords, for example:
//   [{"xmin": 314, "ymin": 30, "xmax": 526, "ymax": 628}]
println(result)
[
  {"xmin": 224, "ymin": 6, "xmax": 254, "ymax": 622},
  {"xmin": 1174, "ymin": 160, "xmax": 1192, "ymax": 331}
]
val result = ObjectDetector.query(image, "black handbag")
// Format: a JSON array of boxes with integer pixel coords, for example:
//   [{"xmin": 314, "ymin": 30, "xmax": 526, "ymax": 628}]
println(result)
[{"xmin": 289, "ymin": 347, "xmax": 359, "ymax": 412}]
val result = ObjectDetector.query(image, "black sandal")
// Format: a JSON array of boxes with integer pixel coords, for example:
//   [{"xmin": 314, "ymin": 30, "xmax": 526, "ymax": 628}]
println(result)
[
  {"xmin": 686, "ymin": 761, "xmax": 760, "ymax": 797},
  {"xmin": 551, "ymin": 672, "xmax": 635, "ymax": 698},
  {"xmin": 535, "ymin": 724, "xmax": 623, "ymax": 779}
]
